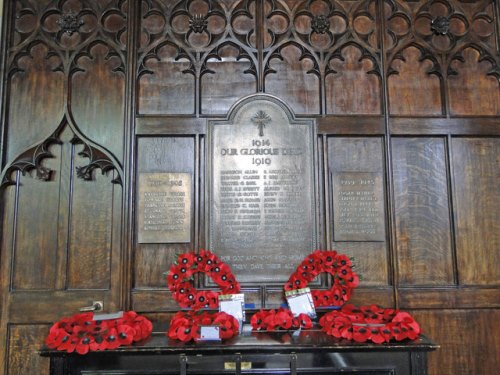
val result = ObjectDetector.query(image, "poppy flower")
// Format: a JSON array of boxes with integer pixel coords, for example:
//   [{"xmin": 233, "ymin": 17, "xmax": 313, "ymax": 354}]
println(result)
[
  {"xmin": 45, "ymin": 328, "xmax": 71, "ymax": 349},
  {"xmin": 368, "ymin": 326, "xmax": 388, "ymax": 344},
  {"xmin": 352, "ymin": 325, "xmax": 371, "ymax": 342},
  {"xmin": 250, "ymin": 310, "xmax": 268, "ymax": 330},
  {"xmin": 57, "ymin": 335, "xmax": 79, "ymax": 353},
  {"xmin": 213, "ymin": 312, "xmax": 239, "ymax": 339},
  {"xmin": 336, "ymin": 254, "xmax": 352, "ymax": 268},
  {"xmin": 263, "ymin": 310, "xmax": 277, "ymax": 331},
  {"xmin": 177, "ymin": 325, "xmax": 199, "ymax": 342},
  {"xmin": 75, "ymin": 335, "xmax": 96, "ymax": 355},
  {"xmin": 294, "ymin": 313, "xmax": 313, "ymax": 329},
  {"xmin": 274, "ymin": 308, "xmax": 293, "ymax": 330},
  {"xmin": 103, "ymin": 328, "xmax": 122, "ymax": 349},
  {"xmin": 321, "ymin": 251, "xmax": 337, "ymax": 266}
]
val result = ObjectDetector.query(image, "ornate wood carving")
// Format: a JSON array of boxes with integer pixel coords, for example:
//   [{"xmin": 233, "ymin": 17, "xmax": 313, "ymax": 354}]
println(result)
[
  {"xmin": 3, "ymin": 0, "xmax": 127, "ymax": 187},
  {"xmin": 138, "ymin": 0, "xmax": 258, "ymax": 114},
  {"xmin": 385, "ymin": 0, "xmax": 499, "ymax": 115},
  {"xmin": 0, "ymin": 116, "xmax": 123, "ymax": 188}
]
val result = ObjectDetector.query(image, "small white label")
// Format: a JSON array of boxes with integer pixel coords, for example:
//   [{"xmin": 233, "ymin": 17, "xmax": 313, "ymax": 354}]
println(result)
[{"xmin": 199, "ymin": 326, "xmax": 220, "ymax": 341}]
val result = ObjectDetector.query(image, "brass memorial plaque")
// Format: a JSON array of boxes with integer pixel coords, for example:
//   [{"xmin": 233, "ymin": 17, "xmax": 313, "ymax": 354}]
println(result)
[
  {"xmin": 138, "ymin": 173, "xmax": 191, "ymax": 243},
  {"xmin": 332, "ymin": 172, "xmax": 385, "ymax": 242},
  {"xmin": 208, "ymin": 94, "xmax": 317, "ymax": 285}
]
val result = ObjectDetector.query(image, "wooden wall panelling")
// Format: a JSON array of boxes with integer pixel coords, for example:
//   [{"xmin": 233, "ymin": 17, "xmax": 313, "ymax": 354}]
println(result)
[
  {"xmin": 5, "ymin": 42, "xmax": 65, "ymax": 161},
  {"xmin": 326, "ymin": 44, "xmax": 382, "ymax": 115},
  {"xmin": 411, "ymin": 309, "xmax": 500, "ymax": 375},
  {"xmin": 70, "ymin": 42, "xmax": 126, "ymax": 160},
  {"xmin": 451, "ymin": 137, "xmax": 499, "ymax": 286},
  {"xmin": 138, "ymin": 41, "xmax": 196, "ymax": 115},
  {"xmin": 6, "ymin": 324, "xmax": 50, "ymax": 375},
  {"xmin": 11, "ymin": 157, "xmax": 61, "ymax": 290},
  {"xmin": 384, "ymin": 0, "xmax": 500, "ymax": 117},
  {"xmin": 448, "ymin": 46, "xmax": 500, "ymax": 116},
  {"xmin": 201, "ymin": 43, "xmax": 258, "ymax": 114},
  {"xmin": 133, "ymin": 137, "xmax": 196, "ymax": 311},
  {"xmin": 392, "ymin": 137, "xmax": 454, "ymax": 286},
  {"xmin": 0, "ymin": 178, "xmax": 17, "ymax": 375},
  {"xmin": 137, "ymin": 0, "xmax": 258, "ymax": 117},
  {"xmin": 264, "ymin": 42, "xmax": 321, "ymax": 114},
  {"xmin": 387, "ymin": 46, "xmax": 443, "ymax": 115},
  {"xmin": 327, "ymin": 137, "xmax": 391, "ymax": 302},
  {"xmin": 0, "ymin": 2, "xmax": 128, "ymax": 374}
]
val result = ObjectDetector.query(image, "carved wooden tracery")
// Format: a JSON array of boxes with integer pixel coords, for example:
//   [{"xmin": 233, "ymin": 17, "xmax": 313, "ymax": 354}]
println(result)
[{"xmin": 2, "ymin": 0, "xmax": 126, "ymax": 188}]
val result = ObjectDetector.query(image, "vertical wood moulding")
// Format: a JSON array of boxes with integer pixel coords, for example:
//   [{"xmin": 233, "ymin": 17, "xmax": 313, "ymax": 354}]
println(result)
[
  {"xmin": 125, "ymin": 0, "xmax": 141, "ymax": 310},
  {"xmin": 0, "ymin": 0, "xmax": 9, "ymax": 167},
  {"xmin": 194, "ymin": 135, "xmax": 200, "ymax": 257},
  {"xmin": 9, "ymin": 172, "xmax": 20, "ymax": 290},
  {"xmin": 322, "ymin": 134, "xmax": 331, "ymax": 247},
  {"xmin": 0, "ymin": 183, "xmax": 16, "ymax": 375},
  {"xmin": 256, "ymin": 0, "xmax": 264, "ymax": 92},
  {"xmin": 111, "ymin": 175, "xmax": 122, "ymax": 312},
  {"xmin": 496, "ymin": 0, "xmax": 500, "ymax": 52},
  {"xmin": 377, "ymin": 0, "xmax": 397, "ymax": 307},
  {"xmin": 56, "ymin": 136, "xmax": 74, "ymax": 291},
  {"xmin": 445, "ymin": 134, "xmax": 459, "ymax": 285}
]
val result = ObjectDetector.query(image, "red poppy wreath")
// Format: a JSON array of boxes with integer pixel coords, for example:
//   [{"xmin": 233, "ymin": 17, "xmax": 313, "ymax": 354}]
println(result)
[
  {"xmin": 284, "ymin": 250, "xmax": 359, "ymax": 308},
  {"xmin": 168, "ymin": 311, "xmax": 239, "ymax": 342},
  {"xmin": 45, "ymin": 311, "xmax": 153, "ymax": 354},
  {"xmin": 250, "ymin": 307, "xmax": 313, "ymax": 331},
  {"xmin": 319, "ymin": 304, "xmax": 421, "ymax": 343},
  {"xmin": 167, "ymin": 249, "xmax": 241, "ymax": 310}
]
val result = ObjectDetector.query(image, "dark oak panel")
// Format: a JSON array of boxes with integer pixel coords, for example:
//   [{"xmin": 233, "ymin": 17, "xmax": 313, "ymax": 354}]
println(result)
[
  {"xmin": 411, "ymin": 309, "xmax": 500, "ymax": 375},
  {"xmin": 452, "ymin": 138, "xmax": 499, "ymax": 286},
  {"xmin": 7, "ymin": 324, "xmax": 50, "ymax": 375},
  {"xmin": 67, "ymin": 161, "xmax": 116, "ymax": 290},
  {"xmin": 135, "ymin": 137, "xmax": 195, "ymax": 289},
  {"xmin": 390, "ymin": 117, "xmax": 500, "ymax": 136},
  {"xmin": 71, "ymin": 43, "xmax": 125, "ymax": 161},
  {"xmin": 398, "ymin": 287, "xmax": 500, "ymax": 309},
  {"xmin": 138, "ymin": 43, "xmax": 195, "ymax": 115},
  {"xmin": 325, "ymin": 45, "xmax": 381, "ymax": 115},
  {"xmin": 265, "ymin": 43, "xmax": 321, "ymax": 114},
  {"xmin": 448, "ymin": 47, "xmax": 500, "ymax": 116},
  {"xmin": 6, "ymin": 44, "xmax": 65, "ymax": 161},
  {"xmin": 392, "ymin": 137, "xmax": 454, "ymax": 286},
  {"xmin": 201, "ymin": 44, "xmax": 257, "ymax": 115},
  {"xmin": 328, "ymin": 137, "xmax": 388, "ymax": 286},
  {"xmin": 388, "ymin": 46, "xmax": 442, "ymax": 116},
  {"xmin": 12, "ymin": 163, "xmax": 61, "ymax": 290}
]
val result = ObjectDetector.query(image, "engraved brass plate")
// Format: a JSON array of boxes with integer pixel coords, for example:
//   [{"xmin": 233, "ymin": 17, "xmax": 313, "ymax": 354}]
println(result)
[
  {"xmin": 332, "ymin": 172, "xmax": 385, "ymax": 242},
  {"xmin": 138, "ymin": 173, "xmax": 191, "ymax": 243},
  {"xmin": 208, "ymin": 94, "xmax": 317, "ymax": 284}
]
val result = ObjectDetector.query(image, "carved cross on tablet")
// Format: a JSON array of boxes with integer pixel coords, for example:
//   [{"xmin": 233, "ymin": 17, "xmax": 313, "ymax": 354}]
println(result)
[{"xmin": 251, "ymin": 111, "xmax": 271, "ymax": 137}]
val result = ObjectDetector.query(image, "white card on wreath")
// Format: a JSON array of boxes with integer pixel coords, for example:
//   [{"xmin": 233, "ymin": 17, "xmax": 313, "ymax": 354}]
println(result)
[
  {"xmin": 198, "ymin": 326, "xmax": 220, "ymax": 341},
  {"xmin": 286, "ymin": 288, "xmax": 316, "ymax": 318}
]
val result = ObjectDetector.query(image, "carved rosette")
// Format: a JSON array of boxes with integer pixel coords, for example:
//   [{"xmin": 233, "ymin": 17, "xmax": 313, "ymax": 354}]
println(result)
[
  {"xmin": 431, "ymin": 16, "xmax": 450, "ymax": 35},
  {"xmin": 311, "ymin": 15, "xmax": 330, "ymax": 34},
  {"xmin": 189, "ymin": 14, "xmax": 209, "ymax": 34},
  {"xmin": 56, "ymin": 12, "xmax": 84, "ymax": 36}
]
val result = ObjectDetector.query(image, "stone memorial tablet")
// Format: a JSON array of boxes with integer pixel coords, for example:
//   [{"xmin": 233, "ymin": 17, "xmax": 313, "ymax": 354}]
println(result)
[
  {"xmin": 332, "ymin": 172, "xmax": 385, "ymax": 242},
  {"xmin": 207, "ymin": 94, "xmax": 317, "ymax": 284},
  {"xmin": 138, "ymin": 172, "xmax": 191, "ymax": 243}
]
